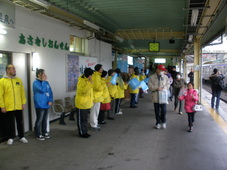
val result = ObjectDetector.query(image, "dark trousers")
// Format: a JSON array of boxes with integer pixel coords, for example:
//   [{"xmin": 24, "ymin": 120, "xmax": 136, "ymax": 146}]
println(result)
[
  {"xmin": 76, "ymin": 108, "xmax": 89, "ymax": 136},
  {"xmin": 34, "ymin": 108, "xmax": 48, "ymax": 137},
  {"xmin": 130, "ymin": 93, "xmax": 136, "ymax": 107},
  {"xmin": 135, "ymin": 93, "xmax": 139, "ymax": 104},
  {"xmin": 139, "ymin": 88, "xmax": 144, "ymax": 98},
  {"xmin": 187, "ymin": 112, "xmax": 195, "ymax": 127},
  {"xmin": 115, "ymin": 98, "xmax": 122, "ymax": 113},
  {"xmin": 154, "ymin": 103, "xmax": 167, "ymax": 125},
  {"xmin": 98, "ymin": 110, "xmax": 105, "ymax": 123},
  {"xmin": 169, "ymin": 86, "xmax": 173, "ymax": 100},
  {"xmin": 4, "ymin": 110, "xmax": 24, "ymax": 139},
  {"xmin": 211, "ymin": 89, "xmax": 221, "ymax": 109},
  {"xmin": 174, "ymin": 94, "xmax": 182, "ymax": 113},
  {"xmin": 108, "ymin": 99, "xmax": 116, "ymax": 118}
]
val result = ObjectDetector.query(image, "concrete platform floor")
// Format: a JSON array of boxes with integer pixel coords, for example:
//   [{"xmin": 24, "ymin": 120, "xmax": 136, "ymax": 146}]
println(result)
[{"xmin": 1, "ymin": 93, "xmax": 227, "ymax": 170}]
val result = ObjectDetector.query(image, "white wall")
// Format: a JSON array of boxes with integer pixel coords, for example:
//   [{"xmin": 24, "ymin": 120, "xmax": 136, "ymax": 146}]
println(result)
[
  {"xmin": 87, "ymin": 38, "xmax": 112, "ymax": 71},
  {"xmin": 0, "ymin": 6, "xmax": 112, "ymax": 130},
  {"xmin": 12, "ymin": 53, "xmax": 29, "ymax": 132}
]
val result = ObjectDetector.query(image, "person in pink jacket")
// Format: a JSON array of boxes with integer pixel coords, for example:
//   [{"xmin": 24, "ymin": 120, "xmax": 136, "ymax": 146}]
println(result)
[{"xmin": 178, "ymin": 82, "xmax": 198, "ymax": 132}]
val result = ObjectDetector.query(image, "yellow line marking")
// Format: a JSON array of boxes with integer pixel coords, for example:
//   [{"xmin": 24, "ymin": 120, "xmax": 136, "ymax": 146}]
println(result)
[{"xmin": 202, "ymin": 99, "xmax": 227, "ymax": 134}]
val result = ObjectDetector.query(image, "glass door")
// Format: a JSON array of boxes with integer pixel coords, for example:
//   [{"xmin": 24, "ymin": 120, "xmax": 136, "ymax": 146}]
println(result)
[{"xmin": 0, "ymin": 52, "xmax": 12, "ymax": 142}]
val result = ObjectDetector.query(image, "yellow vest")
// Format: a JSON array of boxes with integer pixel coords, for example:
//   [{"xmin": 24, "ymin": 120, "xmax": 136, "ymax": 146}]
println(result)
[
  {"xmin": 102, "ymin": 78, "xmax": 111, "ymax": 104},
  {"xmin": 75, "ymin": 76, "xmax": 93, "ymax": 109},
  {"xmin": 92, "ymin": 71, "xmax": 104, "ymax": 103},
  {"xmin": 0, "ymin": 76, "xmax": 26, "ymax": 111},
  {"xmin": 115, "ymin": 77, "xmax": 128, "ymax": 99},
  {"xmin": 106, "ymin": 76, "xmax": 117, "ymax": 99},
  {"xmin": 129, "ymin": 73, "xmax": 140, "ymax": 94},
  {"xmin": 140, "ymin": 75, "xmax": 146, "ymax": 81}
]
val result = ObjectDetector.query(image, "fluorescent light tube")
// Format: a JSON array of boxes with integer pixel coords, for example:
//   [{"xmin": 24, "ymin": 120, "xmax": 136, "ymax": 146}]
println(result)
[
  {"xmin": 191, "ymin": 9, "xmax": 199, "ymax": 26},
  {"xmin": 29, "ymin": 0, "xmax": 50, "ymax": 9},
  {"xmin": 83, "ymin": 20, "xmax": 100, "ymax": 31}
]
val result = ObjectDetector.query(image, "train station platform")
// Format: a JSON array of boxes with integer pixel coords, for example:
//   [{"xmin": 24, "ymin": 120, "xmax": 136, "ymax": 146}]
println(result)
[{"xmin": 1, "ymin": 92, "xmax": 227, "ymax": 170}]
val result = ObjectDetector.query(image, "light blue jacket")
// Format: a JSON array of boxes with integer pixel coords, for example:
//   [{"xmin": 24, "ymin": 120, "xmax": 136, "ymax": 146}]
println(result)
[{"xmin": 33, "ymin": 79, "xmax": 53, "ymax": 109}]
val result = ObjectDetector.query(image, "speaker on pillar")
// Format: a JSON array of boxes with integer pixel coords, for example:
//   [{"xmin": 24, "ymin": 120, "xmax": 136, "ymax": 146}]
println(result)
[{"xmin": 169, "ymin": 39, "xmax": 175, "ymax": 44}]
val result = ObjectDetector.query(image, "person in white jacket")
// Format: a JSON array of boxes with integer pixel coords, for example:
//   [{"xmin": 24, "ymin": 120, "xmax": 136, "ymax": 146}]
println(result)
[{"xmin": 148, "ymin": 65, "xmax": 170, "ymax": 129}]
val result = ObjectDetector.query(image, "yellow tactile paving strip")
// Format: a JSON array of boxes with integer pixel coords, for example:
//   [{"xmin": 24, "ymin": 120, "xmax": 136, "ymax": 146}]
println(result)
[{"xmin": 202, "ymin": 99, "xmax": 227, "ymax": 134}]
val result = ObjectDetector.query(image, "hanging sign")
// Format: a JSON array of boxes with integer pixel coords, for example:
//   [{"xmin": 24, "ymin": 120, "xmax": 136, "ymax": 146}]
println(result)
[{"xmin": 0, "ymin": 0, "xmax": 15, "ymax": 28}]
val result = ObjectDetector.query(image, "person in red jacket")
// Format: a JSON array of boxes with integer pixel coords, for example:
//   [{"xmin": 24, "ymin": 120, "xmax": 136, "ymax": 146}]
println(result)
[{"xmin": 178, "ymin": 82, "xmax": 198, "ymax": 132}]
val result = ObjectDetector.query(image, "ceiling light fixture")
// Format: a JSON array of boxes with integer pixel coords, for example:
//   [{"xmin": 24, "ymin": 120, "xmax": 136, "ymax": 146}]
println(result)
[
  {"xmin": 115, "ymin": 36, "xmax": 124, "ymax": 42},
  {"xmin": 191, "ymin": 9, "xmax": 199, "ymax": 26},
  {"xmin": 83, "ymin": 20, "xmax": 100, "ymax": 31},
  {"xmin": 29, "ymin": 0, "xmax": 50, "ymax": 9},
  {"xmin": 0, "ymin": 29, "xmax": 7, "ymax": 35},
  {"xmin": 188, "ymin": 35, "xmax": 193, "ymax": 42}
]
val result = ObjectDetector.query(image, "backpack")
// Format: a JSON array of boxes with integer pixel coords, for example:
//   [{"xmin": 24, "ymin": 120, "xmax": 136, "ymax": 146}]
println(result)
[{"xmin": 218, "ymin": 79, "xmax": 226, "ymax": 90}]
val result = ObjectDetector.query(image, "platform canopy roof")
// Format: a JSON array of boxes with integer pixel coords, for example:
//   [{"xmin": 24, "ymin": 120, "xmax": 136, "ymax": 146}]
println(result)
[{"xmin": 11, "ymin": 0, "xmax": 227, "ymax": 57}]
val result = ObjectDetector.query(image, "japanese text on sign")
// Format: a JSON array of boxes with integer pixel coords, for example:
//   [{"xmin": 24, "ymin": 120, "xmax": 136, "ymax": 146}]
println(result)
[{"xmin": 19, "ymin": 33, "xmax": 69, "ymax": 51}]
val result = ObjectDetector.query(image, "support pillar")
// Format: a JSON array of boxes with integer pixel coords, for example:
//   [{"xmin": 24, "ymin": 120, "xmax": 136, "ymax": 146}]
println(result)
[
  {"xmin": 183, "ymin": 55, "xmax": 187, "ymax": 80},
  {"xmin": 194, "ymin": 38, "xmax": 202, "ymax": 101},
  {"xmin": 113, "ymin": 51, "xmax": 118, "ymax": 69}
]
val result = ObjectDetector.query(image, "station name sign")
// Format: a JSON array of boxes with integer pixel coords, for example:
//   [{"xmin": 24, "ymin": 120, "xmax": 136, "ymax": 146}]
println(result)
[{"xmin": 19, "ymin": 33, "xmax": 69, "ymax": 51}]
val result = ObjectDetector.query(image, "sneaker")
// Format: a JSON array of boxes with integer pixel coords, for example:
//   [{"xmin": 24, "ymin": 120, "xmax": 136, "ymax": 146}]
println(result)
[
  {"xmin": 129, "ymin": 106, "xmax": 137, "ymax": 108},
  {"xmin": 79, "ymin": 133, "xmax": 91, "ymax": 138},
  {"xmin": 91, "ymin": 127, "xmax": 100, "ymax": 131},
  {"xmin": 188, "ymin": 126, "xmax": 193, "ymax": 132},
  {"xmin": 7, "ymin": 139, "xmax": 13, "ymax": 145},
  {"xmin": 154, "ymin": 124, "xmax": 161, "ymax": 129},
  {"xmin": 116, "ymin": 111, "xmax": 124, "ymax": 115},
  {"xmin": 118, "ymin": 111, "xmax": 123, "ymax": 115},
  {"xmin": 162, "ymin": 123, "xmax": 166, "ymax": 129},
  {"xmin": 98, "ymin": 121, "xmax": 107, "ymax": 124},
  {"xmin": 36, "ymin": 135, "xmax": 45, "ymax": 141},
  {"xmin": 179, "ymin": 112, "xmax": 183, "ymax": 115},
  {"xmin": 20, "ymin": 137, "xmax": 28, "ymax": 143},
  {"xmin": 44, "ymin": 133, "xmax": 50, "ymax": 139}
]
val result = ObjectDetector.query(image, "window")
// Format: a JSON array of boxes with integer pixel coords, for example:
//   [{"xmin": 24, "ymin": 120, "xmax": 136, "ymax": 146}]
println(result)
[
  {"xmin": 154, "ymin": 58, "xmax": 166, "ymax": 64},
  {"xmin": 128, "ymin": 56, "xmax": 133, "ymax": 65},
  {"xmin": 70, "ymin": 36, "xmax": 85, "ymax": 54},
  {"xmin": 0, "ymin": 52, "xmax": 11, "ymax": 78}
]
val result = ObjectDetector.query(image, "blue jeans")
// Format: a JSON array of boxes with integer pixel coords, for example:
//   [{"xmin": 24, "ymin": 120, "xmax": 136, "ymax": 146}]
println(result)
[
  {"xmin": 35, "ymin": 108, "xmax": 48, "ymax": 137},
  {"xmin": 154, "ymin": 103, "xmax": 167, "ymax": 125},
  {"xmin": 130, "ymin": 93, "xmax": 136, "ymax": 107},
  {"xmin": 211, "ymin": 89, "xmax": 221, "ymax": 109}
]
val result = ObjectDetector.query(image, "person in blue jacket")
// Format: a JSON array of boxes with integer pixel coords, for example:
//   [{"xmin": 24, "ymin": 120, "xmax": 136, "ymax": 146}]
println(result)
[{"xmin": 33, "ymin": 69, "xmax": 53, "ymax": 140}]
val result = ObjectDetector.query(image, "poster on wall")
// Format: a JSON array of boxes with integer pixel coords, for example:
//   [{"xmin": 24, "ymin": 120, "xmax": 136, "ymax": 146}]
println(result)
[
  {"xmin": 66, "ymin": 55, "xmax": 97, "ymax": 92},
  {"xmin": 66, "ymin": 54, "xmax": 80, "ymax": 92},
  {"xmin": 133, "ymin": 58, "xmax": 144, "ymax": 70},
  {"xmin": 117, "ymin": 55, "xmax": 128, "ymax": 73},
  {"xmin": 79, "ymin": 56, "xmax": 97, "ymax": 75}
]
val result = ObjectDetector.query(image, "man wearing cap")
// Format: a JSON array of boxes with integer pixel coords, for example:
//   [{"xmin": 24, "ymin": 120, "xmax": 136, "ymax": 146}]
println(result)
[{"xmin": 148, "ymin": 65, "xmax": 170, "ymax": 129}]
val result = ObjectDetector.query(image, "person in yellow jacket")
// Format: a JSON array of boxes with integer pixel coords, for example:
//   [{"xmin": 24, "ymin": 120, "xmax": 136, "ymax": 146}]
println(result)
[
  {"xmin": 98, "ymin": 70, "xmax": 111, "ymax": 124},
  {"xmin": 129, "ymin": 67, "xmax": 140, "ymax": 108},
  {"xmin": 0, "ymin": 64, "xmax": 28, "ymax": 145},
  {"xmin": 115, "ymin": 68, "xmax": 128, "ymax": 114},
  {"xmin": 139, "ymin": 69, "xmax": 146, "ymax": 98},
  {"xmin": 75, "ymin": 68, "xmax": 94, "ymax": 138},
  {"xmin": 106, "ymin": 69, "xmax": 117, "ymax": 120},
  {"xmin": 90, "ymin": 64, "xmax": 104, "ymax": 131}
]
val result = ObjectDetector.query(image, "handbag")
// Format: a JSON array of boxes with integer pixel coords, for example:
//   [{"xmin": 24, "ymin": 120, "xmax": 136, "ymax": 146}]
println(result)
[
  {"xmin": 193, "ymin": 104, "xmax": 203, "ymax": 112},
  {"xmin": 159, "ymin": 90, "xmax": 168, "ymax": 104}
]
